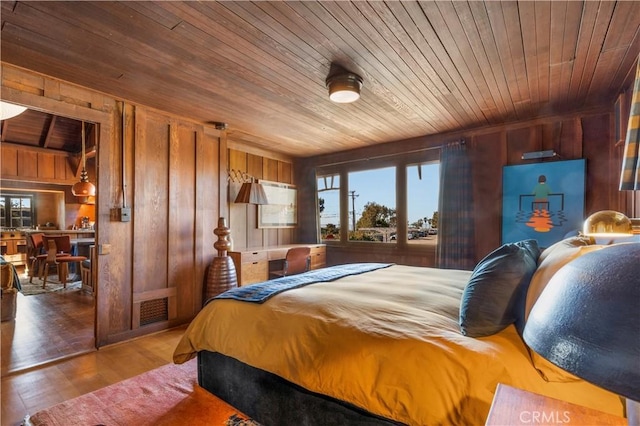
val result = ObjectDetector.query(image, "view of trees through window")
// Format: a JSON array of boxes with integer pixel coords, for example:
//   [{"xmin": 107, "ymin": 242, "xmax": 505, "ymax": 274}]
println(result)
[{"xmin": 317, "ymin": 162, "xmax": 439, "ymax": 244}]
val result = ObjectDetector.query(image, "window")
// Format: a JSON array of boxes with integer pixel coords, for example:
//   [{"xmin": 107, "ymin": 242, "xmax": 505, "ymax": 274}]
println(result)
[
  {"xmin": 348, "ymin": 167, "xmax": 396, "ymax": 242},
  {"xmin": 317, "ymin": 174, "xmax": 341, "ymax": 241},
  {"xmin": 407, "ymin": 163, "xmax": 440, "ymax": 245},
  {"xmin": 316, "ymin": 154, "xmax": 440, "ymax": 246},
  {"xmin": 0, "ymin": 194, "xmax": 34, "ymax": 229}
]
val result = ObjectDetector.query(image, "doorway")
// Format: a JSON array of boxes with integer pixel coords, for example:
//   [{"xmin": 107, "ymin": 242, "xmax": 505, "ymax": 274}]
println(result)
[{"xmin": 0, "ymin": 107, "xmax": 99, "ymax": 376}]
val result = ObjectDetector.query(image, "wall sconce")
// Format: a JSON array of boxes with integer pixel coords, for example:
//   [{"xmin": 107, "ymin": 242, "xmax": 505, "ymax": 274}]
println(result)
[
  {"xmin": 326, "ymin": 63, "xmax": 363, "ymax": 103},
  {"xmin": 228, "ymin": 169, "xmax": 269, "ymax": 205}
]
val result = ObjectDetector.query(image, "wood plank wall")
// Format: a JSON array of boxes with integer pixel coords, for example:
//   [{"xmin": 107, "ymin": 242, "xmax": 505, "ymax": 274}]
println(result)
[
  {"xmin": 227, "ymin": 148, "xmax": 294, "ymax": 250},
  {"xmin": 1, "ymin": 63, "xmax": 228, "ymax": 346},
  {"xmin": 297, "ymin": 103, "xmax": 637, "ymax": 266}
]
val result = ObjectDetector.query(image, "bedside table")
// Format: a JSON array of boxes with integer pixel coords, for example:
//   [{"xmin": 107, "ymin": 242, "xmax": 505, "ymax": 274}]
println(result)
[{"xmin": 485, "ymin": 384, "xmax": 627, "ymax": 425}]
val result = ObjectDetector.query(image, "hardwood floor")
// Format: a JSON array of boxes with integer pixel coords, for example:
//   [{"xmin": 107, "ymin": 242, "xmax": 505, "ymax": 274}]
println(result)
[
  {"xmin": 1, "ymin": 281, "xmax": 95, "ymax": 377},
  {"xmin": 1, "ymin": 323, "xmax": 188, "ymax": 426}
]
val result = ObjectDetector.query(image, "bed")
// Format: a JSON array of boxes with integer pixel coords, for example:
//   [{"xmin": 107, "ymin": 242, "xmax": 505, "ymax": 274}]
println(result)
[{"xmin": 173, "ymin": 237, "xmax": 625, "ymax": 425}]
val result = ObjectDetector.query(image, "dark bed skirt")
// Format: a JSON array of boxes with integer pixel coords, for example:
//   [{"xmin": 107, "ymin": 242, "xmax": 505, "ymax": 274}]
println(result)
[{"xmin": 197, "ymin": 350, "xmax": 402, "ymax": 426}]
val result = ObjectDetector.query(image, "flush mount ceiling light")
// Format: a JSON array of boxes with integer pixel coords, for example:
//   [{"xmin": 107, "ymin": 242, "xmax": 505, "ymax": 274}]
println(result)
[{"xmin": 326, "ymin": 66, "xmax": 363, "ymax": 103}]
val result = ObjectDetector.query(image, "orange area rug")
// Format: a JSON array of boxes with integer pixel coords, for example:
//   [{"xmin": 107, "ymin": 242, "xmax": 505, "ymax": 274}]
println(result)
[{"xmin": 25, "ymin": 358, "xmax": 259, "ymax": 426}]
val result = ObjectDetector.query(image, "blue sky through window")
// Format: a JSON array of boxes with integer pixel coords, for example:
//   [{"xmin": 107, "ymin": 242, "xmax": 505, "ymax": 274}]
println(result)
[{"xmin": 318, "ymin": 163, "xmax": 439, "ymax": 228}]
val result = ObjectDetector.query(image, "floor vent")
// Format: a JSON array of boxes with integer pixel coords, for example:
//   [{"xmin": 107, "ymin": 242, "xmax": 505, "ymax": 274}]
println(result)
[{"xmin": 140, "ymin": 297, "xmax": 168, "ymax": 326}]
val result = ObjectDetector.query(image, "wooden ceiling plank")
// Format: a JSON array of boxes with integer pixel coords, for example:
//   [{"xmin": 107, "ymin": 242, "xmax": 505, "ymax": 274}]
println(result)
[
  {"xmin": 341, "ymin": 2, "xmax": 453, "ymax": 122},
  {"xmin": 208, "ymin": 1, "xmax": 417, "ymax": 138},
  {"xmin": 426, "ymin": 1, "xmax": 497, "ymax": 123},
  {"xmin": 295, "ymin": 1, "xmax": 443, "ymax": 123},
  {"xmin": 453, "ymin": 1, "xmax": 511, "ymax": 122},
  {"xmin": 534, "ymin": 1, "xmax": 552, "ymax": 106},
  {"xmin": 518, "ymin": 1, "xmax": 540, "ymax": 109}
]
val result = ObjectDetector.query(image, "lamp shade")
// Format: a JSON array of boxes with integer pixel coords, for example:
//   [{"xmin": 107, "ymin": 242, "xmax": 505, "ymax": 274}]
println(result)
[
  {"xmin": 326, "ymin": 72, "xmax": 363, "ymax": 103},
  {"xmin": 234, "ymin": 181, "xmax": 268, "ymax": 205},
  {"xmin": 582, "ymin": 210, "xmax": 633, "ymax": 237},
  {"xmin": 523, "ymin": 243, "xmax": 640, "ymax": 401},
  {"xmin": 0, "ymin": 101, "xmax": 27, "ymax": 120}
]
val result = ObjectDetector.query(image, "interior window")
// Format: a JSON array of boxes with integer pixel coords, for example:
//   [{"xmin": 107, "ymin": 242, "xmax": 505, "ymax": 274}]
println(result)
[
  {"xmin": 0, "ymin": 194, "xmax": 34, "ymax": 229},
  {"xmin": 407, "ymin": 163, "xmax": 440, "ymax": 245},
  {"xmin": 317, "ymin": 174, "xmax": 341, "ymax": 241},
  {"xmin": 348, "ymin": 167, "xmax": 396, "ymax": 243}
]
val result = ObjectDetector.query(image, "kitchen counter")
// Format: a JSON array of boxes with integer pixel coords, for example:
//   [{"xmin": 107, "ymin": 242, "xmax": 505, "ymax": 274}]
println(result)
[{"xmin": 23, "ymin": 229, "xmax": 95, "ymax": 235}]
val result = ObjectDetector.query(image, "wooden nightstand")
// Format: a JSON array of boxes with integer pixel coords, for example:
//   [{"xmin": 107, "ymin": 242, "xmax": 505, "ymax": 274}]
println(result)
[{"xmin": 485, "ymin": 384, "xmax": 627, "ymax": 425}]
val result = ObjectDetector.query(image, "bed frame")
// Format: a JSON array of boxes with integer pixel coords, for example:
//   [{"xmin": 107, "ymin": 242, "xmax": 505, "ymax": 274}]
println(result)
[{"xmin": 197, "ymin": 351, "xmax": 402, "ymax": 425}]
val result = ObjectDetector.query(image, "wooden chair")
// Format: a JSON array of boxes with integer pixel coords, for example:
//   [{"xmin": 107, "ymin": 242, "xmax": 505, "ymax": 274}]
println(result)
[
  {"xmin": 28, "ymin": 233, "xmax": 71, "ymax": 283},
  {"xmin": 80, "ymin": 244, "xmax": 96, "ymax": 295},
  {"xmin": 40, "ymin": 235, "xmax": 87, "ymax": 289},
  {"xmin": 270, "ymin": 247, "xmax": 311, "ymax": 279}
]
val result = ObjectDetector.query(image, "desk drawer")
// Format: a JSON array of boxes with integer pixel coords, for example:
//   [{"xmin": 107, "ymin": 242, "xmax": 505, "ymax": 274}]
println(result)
[
  {"xmin": 241, "ymin": 260, "xmax": 268, "ymax": 285},
  {"xmin": 310, "ymin": 252, "xmax": 326, "ymax": 269},
  {"xmin": 237, "ymin": 250, "xmax": 268, "ymax": 263}
]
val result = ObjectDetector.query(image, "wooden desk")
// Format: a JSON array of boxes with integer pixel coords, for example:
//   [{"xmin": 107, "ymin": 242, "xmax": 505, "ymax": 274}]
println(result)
[
  {"xmin": 229, "ymin": 244, "xmax": 326, "ymax": 286},
  {"xmin": 485, "ymin": 384, "xmax": 626, "ymax": 425}
]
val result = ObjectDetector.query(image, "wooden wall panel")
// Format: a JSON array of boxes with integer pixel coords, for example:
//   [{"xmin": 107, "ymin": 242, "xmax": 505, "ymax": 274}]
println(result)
[
  {"xmin": 37, "ymin": 152, "xmax": 55, "ymax": 179},
  {"xmin": 197, "ymin": 127, "xmax": 221, "ymax": 310},
  {"xmin": 1, "ymin": 146, "xmax": 18, "ymax": 176},
  {"xmin": 228, "ymin": 149, "xmax": 248, "ymax": 248},
  {"xmin": 302, "ymin": 107, "xmax": 624, "ymax": 265},
  {"xmin": 133, "ymin": 110, "xmax": 170, "ymax": 295},
  {"xmin": 470, "ymin": 132, "xmax": 504, "ymax": 258},
  {"xmin": 246, "ymin": 153, "xmax": 264, "ymax": 247},
  {"xmin": 18, "ymin": 150, "xmax": 38, "ymax": 178},
  {"xmin": 169, "ymin": 122, "xmax": 197, "ymax": 321},
  {"xmin": 582, "ymin": 113, "xmax": 614, "ymax": 214}
]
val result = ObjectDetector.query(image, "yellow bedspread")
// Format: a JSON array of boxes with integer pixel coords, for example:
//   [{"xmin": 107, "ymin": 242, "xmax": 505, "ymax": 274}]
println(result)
[{"xmin": 173, "ymin": 264, "xmax": 623, "ymax": 425}]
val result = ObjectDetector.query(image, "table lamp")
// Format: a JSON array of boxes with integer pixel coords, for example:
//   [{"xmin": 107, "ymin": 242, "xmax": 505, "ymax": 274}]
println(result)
[{"xmin": 523, "ymin": 243, "xmax": 640, "ymax": 424}]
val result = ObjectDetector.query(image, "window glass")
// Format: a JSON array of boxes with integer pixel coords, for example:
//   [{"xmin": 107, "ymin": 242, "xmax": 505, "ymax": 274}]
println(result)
[
  {"xmin": 348, "ymin": 167, "xmax": 396, "ymax": 243},
  {"xmin": 407, "ymin": 163, "xmax": 440, "ymax": 245},
  {"xmin": 317, "ymin": 174, "xmax": 340, "ymax": 241},
  {"xmin": 1, "ymin": 195, "xmax": 34, "ymax": 229}
]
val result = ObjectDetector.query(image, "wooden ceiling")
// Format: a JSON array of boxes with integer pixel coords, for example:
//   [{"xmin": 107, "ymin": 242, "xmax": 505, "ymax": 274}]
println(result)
[{"xmin": 1, "ymin": 1, "xmax": 639, "ymax": 158}]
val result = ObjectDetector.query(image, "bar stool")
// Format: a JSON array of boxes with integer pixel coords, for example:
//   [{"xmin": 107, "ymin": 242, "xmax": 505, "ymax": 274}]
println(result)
[{"xmin": 41, "ymin": 235, "xmax": 87, "ymax": 289}]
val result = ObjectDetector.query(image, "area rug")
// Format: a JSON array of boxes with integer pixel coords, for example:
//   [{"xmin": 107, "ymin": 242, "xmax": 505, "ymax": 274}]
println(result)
[
  {"xmin": 18, "ymin": 275, "xmax": 82, "ymax": 296},
  {"xmin": 24, "ymin": 358, "xmax": 260, "ymax": 426}
]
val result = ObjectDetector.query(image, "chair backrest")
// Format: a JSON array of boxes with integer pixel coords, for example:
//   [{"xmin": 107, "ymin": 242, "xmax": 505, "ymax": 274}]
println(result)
[
  {"xmin": 42, "ymin": 235, "xmax": 72, "ymax": 257},
  {"xmin": 284, "ymin": 247, "xmax": 311, "ymax": 276},
  {"xmin": 28, "ymin": 232, "xmax": 45, "ymax": 255}
]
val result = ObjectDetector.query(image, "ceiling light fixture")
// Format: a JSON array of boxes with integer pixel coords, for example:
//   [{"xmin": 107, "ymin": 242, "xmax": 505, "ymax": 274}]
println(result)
[
  {"xmin": 72, "ymin": 121, "xmax": 96, "ymax": 197},
  {"xmin": 326, "ymin": 65, "xmax": 363, "ymax": 103},
  {"xmin": 0, "ymin": 101, "xmax": 27, "ymax": 120}
]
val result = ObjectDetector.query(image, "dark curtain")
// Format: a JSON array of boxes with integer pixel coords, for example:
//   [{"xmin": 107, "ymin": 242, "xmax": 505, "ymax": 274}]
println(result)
[
  {"xmin": 436, "ymin": 142, "xmax": 476, "ymax": 270},
  {"xmin": 620, "ymin": 55, "xmax": 640, "ymax": 191}
]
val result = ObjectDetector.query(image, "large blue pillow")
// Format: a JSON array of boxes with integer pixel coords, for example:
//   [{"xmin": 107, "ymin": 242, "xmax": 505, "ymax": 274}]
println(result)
[{"xmin": 459, "ymin": 240, "xmax": 539, "ymax": 337}]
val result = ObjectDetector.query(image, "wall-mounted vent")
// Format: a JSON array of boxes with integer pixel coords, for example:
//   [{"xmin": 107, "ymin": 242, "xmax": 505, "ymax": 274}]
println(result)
[{"xmin": 140, "ymin": 297, "xmax": 168, "ymax": 326}]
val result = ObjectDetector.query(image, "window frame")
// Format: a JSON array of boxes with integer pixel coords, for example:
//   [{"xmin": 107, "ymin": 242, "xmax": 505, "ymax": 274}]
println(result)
[
  {"xmin": 1, "ymin": 193, "xmax": 35, "ymax": 229},
  {"xmin": 315, "ymin": 149, "xmax": 440, "ymax": 250}
]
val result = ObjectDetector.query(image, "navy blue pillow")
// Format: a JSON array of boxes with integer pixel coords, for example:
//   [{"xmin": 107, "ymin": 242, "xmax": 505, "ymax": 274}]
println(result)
[{"xmin": 459, "ymin": 240, "xmax": 539, "ymax": 337}]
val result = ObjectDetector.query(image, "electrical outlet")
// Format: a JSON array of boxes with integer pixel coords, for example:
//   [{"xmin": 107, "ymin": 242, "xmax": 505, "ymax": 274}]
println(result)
[{"xmin": 120, "ymin": 207, "xmax": 131, "ymax": 222}]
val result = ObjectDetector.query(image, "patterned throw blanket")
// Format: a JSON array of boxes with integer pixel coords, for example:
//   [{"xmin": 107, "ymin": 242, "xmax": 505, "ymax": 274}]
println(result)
[{"xmin": 212, "ymin": 263, "xmax": 394, "ymax": 304}]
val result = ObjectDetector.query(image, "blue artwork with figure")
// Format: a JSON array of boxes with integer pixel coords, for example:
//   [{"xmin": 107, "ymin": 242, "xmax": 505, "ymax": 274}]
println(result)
[{"xmin": 502, "ymin": 159, "xmax": 585, "ymax": 248}]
